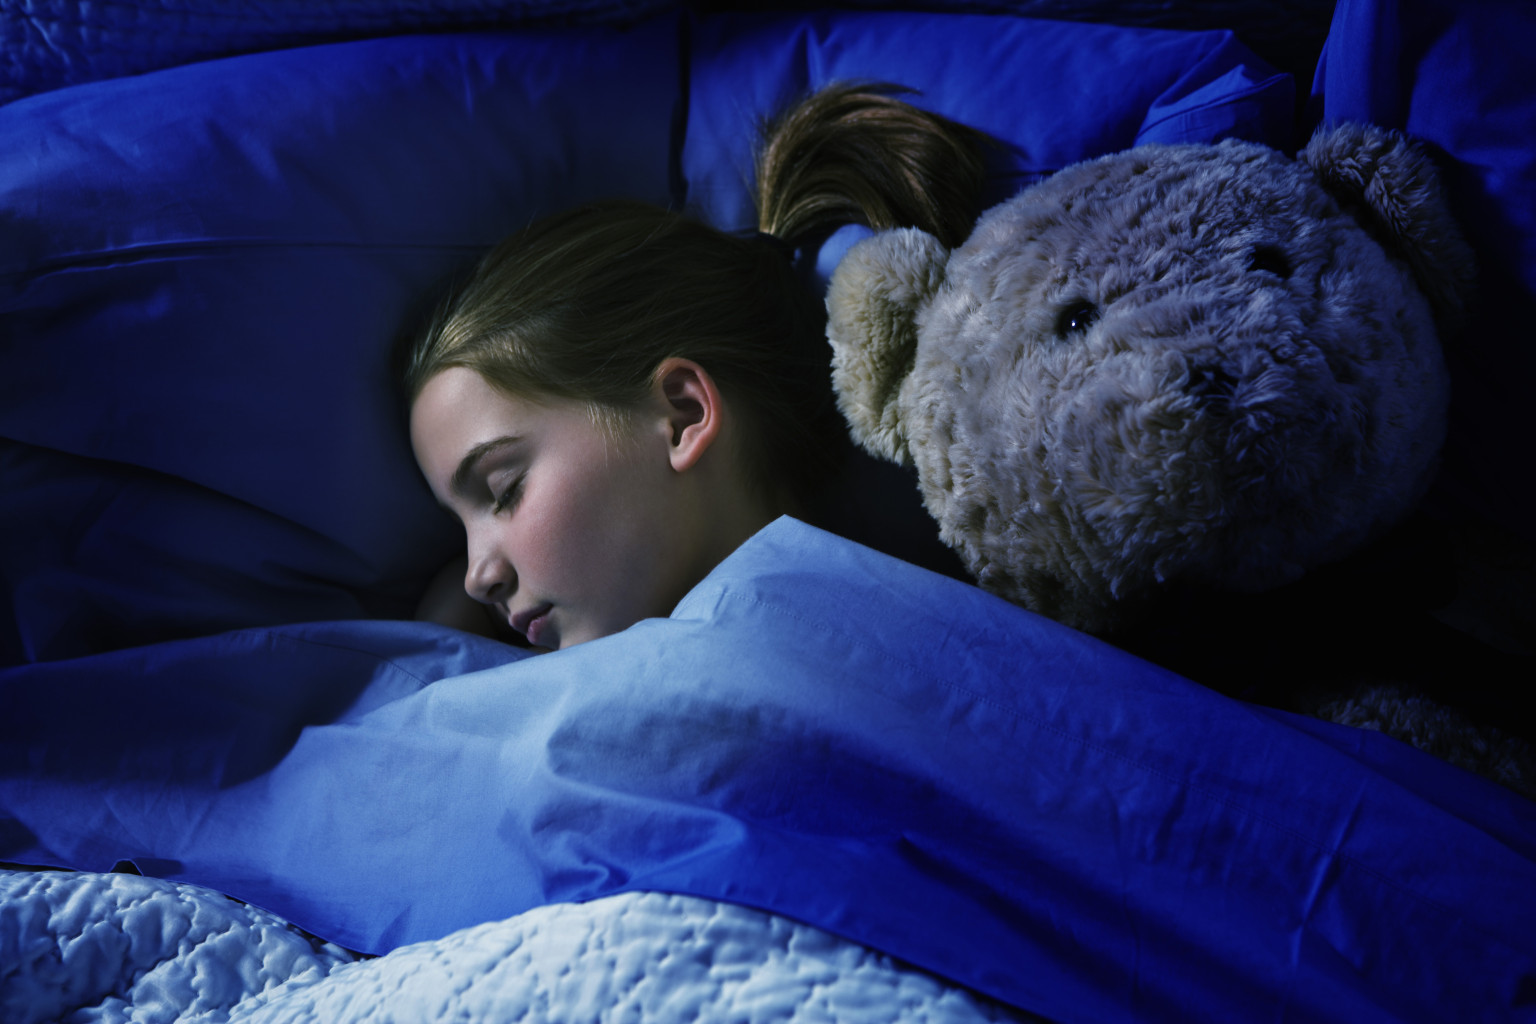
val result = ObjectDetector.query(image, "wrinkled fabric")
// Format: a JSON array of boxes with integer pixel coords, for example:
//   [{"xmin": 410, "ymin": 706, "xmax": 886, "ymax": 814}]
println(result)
[{"xmin": 3, "ymin": 519, "xmax": 1532, "ymax": 1023}]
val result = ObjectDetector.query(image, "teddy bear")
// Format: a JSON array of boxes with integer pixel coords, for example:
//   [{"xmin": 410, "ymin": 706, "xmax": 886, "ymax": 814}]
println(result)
[
  {"xmin": 827, "ymin": 122, "xmax": 1471, "ymax": 634},
  {"xmin": 825, "ymin": 123, "xmax": 1533, "ymax": 796}
]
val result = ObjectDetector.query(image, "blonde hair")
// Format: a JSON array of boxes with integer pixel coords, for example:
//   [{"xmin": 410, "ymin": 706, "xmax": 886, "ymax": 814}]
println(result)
[{"xmin": 404, "ymin": 83, "xmax": 988, "ymax": 509}]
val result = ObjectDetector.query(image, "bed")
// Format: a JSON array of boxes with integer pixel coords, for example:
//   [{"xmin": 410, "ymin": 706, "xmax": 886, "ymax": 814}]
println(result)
[{"xmin": 2, "ymin": 1, "xmax": 1533, "ymax": 1021}]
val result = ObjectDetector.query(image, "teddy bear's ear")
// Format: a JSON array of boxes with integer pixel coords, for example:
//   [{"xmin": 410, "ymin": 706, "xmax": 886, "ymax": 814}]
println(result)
[
  {"xmin": 825, "ymin": 228, "xmax": 950, "ymax": 463},
  {"xmin": 1299, "ymin": 122, "xmax": 1476, "ymax": 330}
]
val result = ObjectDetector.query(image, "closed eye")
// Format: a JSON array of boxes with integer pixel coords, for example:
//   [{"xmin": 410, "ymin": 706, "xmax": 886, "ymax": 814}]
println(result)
[{"xmin": 491, "ymin": 476, "xmax": 525, "ymax": 514}]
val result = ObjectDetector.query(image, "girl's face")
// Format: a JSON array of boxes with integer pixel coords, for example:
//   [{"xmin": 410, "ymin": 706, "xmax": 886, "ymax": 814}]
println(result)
[{"xmin": 409, "ymin": 366, "xmax": 754, "ymax": 651}]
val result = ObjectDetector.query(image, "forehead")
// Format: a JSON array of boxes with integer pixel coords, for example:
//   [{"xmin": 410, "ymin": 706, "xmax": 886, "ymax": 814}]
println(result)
[
  {"xmin": 412, "ymin": 366, "xmax": 510, "ymax": 438},
  {"xmin": 971, "ymin": 145, "xmax": 1335, "ymax": 265},
  {"xmin": 410, "ymin": 368, "xmax": 623, "ymax": 489},
  {"xmin": 921, "ymin": 146, "xmax": 1361, "ymax": 398},
  {"xmin": 938, "ymin": 147, "xmax": 1348, "ymax": 344},
  {"xmin": 410, "ymin": 368, "xmax": 531, "ymax": 480}
]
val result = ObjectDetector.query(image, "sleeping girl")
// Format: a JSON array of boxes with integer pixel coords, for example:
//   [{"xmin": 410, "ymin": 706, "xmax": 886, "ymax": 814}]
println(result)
[{"xmin": 404, "ymin": 85, "xmax": 987, "ymax": 650}]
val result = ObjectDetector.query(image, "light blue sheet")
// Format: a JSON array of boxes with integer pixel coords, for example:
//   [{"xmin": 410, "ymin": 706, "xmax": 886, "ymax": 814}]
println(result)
[{"xmin": 3, "ymin": 519, "xmax": 1532, "ymax": 1023}]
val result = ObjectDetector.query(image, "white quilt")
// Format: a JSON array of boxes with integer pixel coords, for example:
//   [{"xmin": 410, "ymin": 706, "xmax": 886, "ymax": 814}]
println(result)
[{"xmin": 0, "ymin": 868, "xmax": 1042, "ymax": 1023}]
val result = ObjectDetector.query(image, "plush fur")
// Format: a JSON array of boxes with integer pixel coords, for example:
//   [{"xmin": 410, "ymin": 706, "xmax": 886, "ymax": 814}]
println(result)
[
  {"xmin": 829, "ymin": 124, "xmax": 1471, "ymax": 634},
  {"xmin": 1305, "ymin": 684, "xmax": 1535, "ymax": 800}
]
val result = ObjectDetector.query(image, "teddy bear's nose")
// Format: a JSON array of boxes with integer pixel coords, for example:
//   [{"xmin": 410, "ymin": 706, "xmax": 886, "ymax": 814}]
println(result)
[{"xmin": 1247, "ymin": 245, "xmax": 1293, "ymax": 279}]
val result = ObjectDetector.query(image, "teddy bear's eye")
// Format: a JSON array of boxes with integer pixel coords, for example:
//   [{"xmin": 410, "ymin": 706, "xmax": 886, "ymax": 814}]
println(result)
[
  {"xmin": 1054, "ymin": 301, "xmax": 1100, "ymax": 338},
  {"xmin": 1247, "ymin": 245, "xmax": 1292, "ymax": 279}
]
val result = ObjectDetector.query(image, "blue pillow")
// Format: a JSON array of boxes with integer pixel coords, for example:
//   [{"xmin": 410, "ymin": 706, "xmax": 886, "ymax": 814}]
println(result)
[
  {"xmin": 0, "ymin": 24, "xmax": 681, "ymax": 664},
  {"xmin": 0, "ymin": 0, "xmax": 678, "ymax": 105},
  {"xmin": 682, "ymin": 10, "xmax": 1294, "ymax": 233},
  {"xmin": 1311, "ymin": 0, "xmax": 1536, "ymax": 545}
]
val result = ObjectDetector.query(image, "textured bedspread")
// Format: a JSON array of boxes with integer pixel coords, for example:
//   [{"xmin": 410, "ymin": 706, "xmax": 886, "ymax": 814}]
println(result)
[
  {"xmin": 1, "ymin": 869, "xmax": 355, "ymax": 1023},
  {"xmin": 1, "ymin": 869, "xmax": 1036, "ymax": 1023}
]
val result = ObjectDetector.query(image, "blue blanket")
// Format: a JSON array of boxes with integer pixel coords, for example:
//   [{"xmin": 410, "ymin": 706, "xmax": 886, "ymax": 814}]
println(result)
[{"xmin": 4, "ymin": 519, "xmax": 1532, "ymax": 1023}]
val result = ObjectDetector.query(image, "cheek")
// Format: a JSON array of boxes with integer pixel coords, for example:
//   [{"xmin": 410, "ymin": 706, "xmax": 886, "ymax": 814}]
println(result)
[
  {"xmin": 515, "ymin": 462, "xmax": 647, "ymax": 592},
  {"xmin": 512, "ymin": 490, "xmax": 594, "ymax": 584}
]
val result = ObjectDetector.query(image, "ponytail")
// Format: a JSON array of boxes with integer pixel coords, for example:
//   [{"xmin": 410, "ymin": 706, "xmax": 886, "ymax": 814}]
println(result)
[{"xmin": 754, "ymin": 83, "xmax": 991, "ymax": 249}]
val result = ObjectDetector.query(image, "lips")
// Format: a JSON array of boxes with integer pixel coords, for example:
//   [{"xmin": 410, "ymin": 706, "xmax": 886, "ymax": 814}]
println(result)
[{"xmin": 510, "ymin": 603, "xmax": 555, "ymax": 649}]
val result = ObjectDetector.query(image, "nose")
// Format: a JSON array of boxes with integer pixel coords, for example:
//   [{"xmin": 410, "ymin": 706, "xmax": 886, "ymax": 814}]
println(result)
[{"xmin": 464, "ymin": 531, "xmax": 515, "ymax": 604}]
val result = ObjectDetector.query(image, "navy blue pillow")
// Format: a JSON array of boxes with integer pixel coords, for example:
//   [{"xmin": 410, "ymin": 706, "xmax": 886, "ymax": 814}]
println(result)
[
  {"xmin": 682, "ymin": 10, "xmax": 1294, "ymax": 232},
  {"xmin": 0, "ymin": 24, "xmax": 681, "ymax": 663},
  {"xmin": 1311, "ymin": 0, "xmax": 1536, "ymax": 549},
  {"xmin": 0, "ymin": 0, "xmax": 678, "ymax": 104}
]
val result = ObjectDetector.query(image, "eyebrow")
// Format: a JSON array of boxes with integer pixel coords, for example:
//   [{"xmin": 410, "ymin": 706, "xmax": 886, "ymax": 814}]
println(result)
[{"xmin": 450, "ymin": 435, "xmax": 522, "ymax": 498}]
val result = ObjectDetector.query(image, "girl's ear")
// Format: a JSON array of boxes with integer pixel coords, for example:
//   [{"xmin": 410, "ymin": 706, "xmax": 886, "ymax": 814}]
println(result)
[{"xmin": 651, "ymin": 358, "xmax": 723, "ymax": 472}]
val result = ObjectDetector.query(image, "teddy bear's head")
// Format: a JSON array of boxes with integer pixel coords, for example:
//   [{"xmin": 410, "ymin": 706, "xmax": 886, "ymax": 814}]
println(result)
[{"xmin": 827, "ymin": 123, "xmax": 1474, "ymax": 632}]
